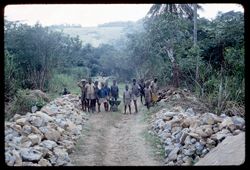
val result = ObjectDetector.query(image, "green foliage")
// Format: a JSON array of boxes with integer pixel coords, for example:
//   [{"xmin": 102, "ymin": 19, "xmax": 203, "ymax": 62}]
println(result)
[
  {"xmin": 48, "ymin": 73, "xmax": 80, "ymax": 98},
  {"xmin": 5, "ymin": 22, "xmax": 64, "ymax": 90},
  {"xmin": 7, "ymin": 89, "xmax": 48, "ymax": 119},
  {"xmin": 126, "ymin": 9, "xmax": 244, "ymax": 112},
  {"xmin": 4, "ymin": 50, "xmax": 19, "ymax": 102},
  {"xmin": 4, "ymin": 9, "xmax": 244, "ymax": 117}
]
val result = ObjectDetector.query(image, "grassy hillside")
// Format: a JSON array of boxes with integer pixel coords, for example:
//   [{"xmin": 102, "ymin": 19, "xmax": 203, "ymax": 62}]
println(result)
[
  {"xmin": 52, "ymin": 26, "xmax": 126, "ymax": 47},
  {"xmin": 50, "ymin": 20, "xmax": 143, "ymax": 47}
]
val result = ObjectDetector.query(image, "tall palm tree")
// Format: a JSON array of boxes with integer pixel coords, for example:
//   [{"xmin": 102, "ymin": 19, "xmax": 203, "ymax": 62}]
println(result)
[
  {"xmin": 193, "ymin": 4, "xmax": 199, "ymax": 84},
  {"xmin": 147, "ymin": 4, "xmax": 202, "ymax": 88},
  {"xmin": 193, "ymin": 4, "xmax": 197, "ymax": 46},
  {"xmin": 148, "ymin": 4, "xmax": 195, "ymax": 19}
]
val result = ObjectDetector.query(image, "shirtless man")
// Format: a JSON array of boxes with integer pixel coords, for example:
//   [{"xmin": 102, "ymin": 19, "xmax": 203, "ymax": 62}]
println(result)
[{"xmin": 77, "ymin": 79, "xmax": 87, "ymax": 111}]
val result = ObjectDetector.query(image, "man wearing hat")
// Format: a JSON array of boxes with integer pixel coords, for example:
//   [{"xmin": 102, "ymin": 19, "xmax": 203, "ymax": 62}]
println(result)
[
  {"xmin": 85, "ymin": 77, "xmax": 96, "ymax": 113},
  {"xmin": 77, "ymin": 79, "xmax": 87, "ymax": 111}
]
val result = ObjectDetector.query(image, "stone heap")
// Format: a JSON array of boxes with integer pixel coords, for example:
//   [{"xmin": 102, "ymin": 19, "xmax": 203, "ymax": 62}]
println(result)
[
  {"xmin": 157, "ymin": 87, "xmax": 210, "ymax": 114},
  {"xmin": 5, "ymin": 94, "xmax": 88, "ymax": 166},
  {"xmin": 150, "ymin": 106, "xmax": 245, "ymax": 165}
]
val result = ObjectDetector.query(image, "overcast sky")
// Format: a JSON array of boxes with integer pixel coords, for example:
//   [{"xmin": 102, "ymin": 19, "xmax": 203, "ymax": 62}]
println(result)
[{"xmin": 4, "ymin": 4, "xmax": 244, "ymax": 27}]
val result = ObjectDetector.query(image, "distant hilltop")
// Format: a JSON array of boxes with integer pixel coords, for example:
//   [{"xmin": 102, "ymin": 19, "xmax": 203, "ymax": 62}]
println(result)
[
  {"xmin": 49, "ymin": 20, "xmax": 143, "ymax": 47},
  {"xmin": 48, "ymin": 21, "xmax": 136, "ymax": 29},
  {"xmin": 97, "ymin": 21, "xmax": 135, "ymax": 27},
  {"xmin": 49, "ymin": 24, "xmax": 82, "ymax": 29}
]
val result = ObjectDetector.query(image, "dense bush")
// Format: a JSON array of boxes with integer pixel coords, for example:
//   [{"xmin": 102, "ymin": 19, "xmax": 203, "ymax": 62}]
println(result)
[
  {"xmin": 6, "ymin": 89, "xmax": 49, "ymax": 119},
  {"xmin": 125, "ymin": 10, "xmax": 244, "ymax": 113}
]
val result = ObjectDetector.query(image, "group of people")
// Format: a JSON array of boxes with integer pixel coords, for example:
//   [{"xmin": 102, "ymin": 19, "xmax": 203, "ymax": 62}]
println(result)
[
  {"xmin": 123, "ymin": 78, "xmax": 158, "ymax": 114},
  {"xmin": 77, "ymin": 77, "xmax": 158, "ymax": 114},
  {"xmin": 77, "ymin": 78, "xmax": 119, "ymax": 113}
]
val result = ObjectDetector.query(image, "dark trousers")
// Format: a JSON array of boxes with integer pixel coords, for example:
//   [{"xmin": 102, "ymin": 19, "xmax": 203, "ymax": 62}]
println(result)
[
  {"xmin": 145, "ymin": 101, "xmax": 150, "ymax": 110},
  {"xmin": 81, "ymin": 99, "xmax": 87, "ymax": 111},
  {"xmin": 87, "ymin": 99, "xmax": 96, "ymax": 112},
  {"xmin": 91, "ymin": 99, "xmax": 96, "ymax": 112}
]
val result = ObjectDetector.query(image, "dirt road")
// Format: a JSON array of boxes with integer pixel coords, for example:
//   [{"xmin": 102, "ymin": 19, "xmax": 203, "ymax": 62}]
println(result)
[{"xmin": 69, "ymin": 103, "xmax": 162, "ymax": 166}]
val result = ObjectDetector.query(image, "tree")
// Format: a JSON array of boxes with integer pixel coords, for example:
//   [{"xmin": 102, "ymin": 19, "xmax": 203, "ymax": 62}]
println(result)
[
  {"xmin": 148, "ymin": 4, "xmax": 195, "ymax": 19},
  {"xmin": 147, "ymin": 4, "xmax": 197, "ymax": 87},
  {"xmin": 193, "ymin": 4, "xmax": 199, "ymax": 83}
]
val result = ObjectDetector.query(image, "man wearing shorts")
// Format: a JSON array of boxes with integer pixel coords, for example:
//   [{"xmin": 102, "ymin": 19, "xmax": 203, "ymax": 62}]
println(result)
[
  {"xmin": 131, "ymin": 79, "xmax": 140, "ymax": 113},
  {"xmin": 123, "ymin": 84, "xmax": 132, "ymax": 114}
]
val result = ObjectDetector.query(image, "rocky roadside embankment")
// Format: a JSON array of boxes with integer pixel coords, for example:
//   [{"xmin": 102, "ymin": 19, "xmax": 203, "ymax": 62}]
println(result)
[
  {"xmin": 5, "ymin": 94, "xmax": 88, "ymax": 166},
  {"xmin": 195, "ymin": 132, "xmax": 245, "ymax": 165},
  {"xmin": 150, "ymin": 88, "xmax": 245, "ymax": 165}
]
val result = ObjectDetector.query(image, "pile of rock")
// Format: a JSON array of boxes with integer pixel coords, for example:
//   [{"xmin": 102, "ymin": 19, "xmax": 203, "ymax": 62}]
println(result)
[
  {"xmin": 157, "ymin": 87, "xmax": 209, "ymax": 114},
  {"xmin": 5, "ymin": 94, "xmax": 88, "ymax": 166},
  {"xmin": 150, "ymin": 106, "xmax": 245, "ymax": 165}
]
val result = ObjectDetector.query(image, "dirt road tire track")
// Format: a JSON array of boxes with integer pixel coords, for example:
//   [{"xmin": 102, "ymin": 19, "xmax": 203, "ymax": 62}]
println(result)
[{"xmin": 69, "ymin": 105, "xmax": 162, "ymax": 166}]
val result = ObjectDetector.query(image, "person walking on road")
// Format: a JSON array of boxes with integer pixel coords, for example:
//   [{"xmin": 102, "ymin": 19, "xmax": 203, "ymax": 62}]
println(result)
[
  {"xmin": 131, "ymin": 79, "xmax": 140, "ymax": 113},
  {"xmin": 123, "ymin": 84, "xmax": 132, "ymax": 114}
]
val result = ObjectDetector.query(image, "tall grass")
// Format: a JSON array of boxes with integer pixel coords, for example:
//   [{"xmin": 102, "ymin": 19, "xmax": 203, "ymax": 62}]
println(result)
[{"xmin": 48, "ymin": 73, "xmax": 81, "ymax": 100}]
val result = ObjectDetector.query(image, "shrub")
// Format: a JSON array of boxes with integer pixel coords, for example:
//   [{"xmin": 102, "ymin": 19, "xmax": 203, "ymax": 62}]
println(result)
[{"xmin": 6, "ymin": 89, "xmax": 49, "ymax": 119}]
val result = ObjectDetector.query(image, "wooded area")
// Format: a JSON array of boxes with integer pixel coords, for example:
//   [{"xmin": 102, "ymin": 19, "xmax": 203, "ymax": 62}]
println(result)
[{"xmin": 4, "ymin": 5, "xmax": 244, "ymax": 118}]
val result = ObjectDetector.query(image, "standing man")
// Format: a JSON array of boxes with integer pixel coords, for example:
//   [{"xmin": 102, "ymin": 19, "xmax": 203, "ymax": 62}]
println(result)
[
  {"xmin": 138, "ymin": 78, "xmax": 145, "ymax": 104},
  {"xmin": 98, "ymin": 82, "xmax": 108, "ymax": 112},
  {"xmin": 151, "ymin": 78, "xmax": 159, "ymax": 105},
  {"xmin": 85, "ymin": 78, "xmax": 95, "ymax": 113},
  {"xmin": 103, "ymin": 81, "xmax": 111, "ymax": 112},
  {"xmin": 131, "ymin": 79, "xmax": 140, "ymax": 113},
  {"xmin": 94, "ymin": 81, "xmax": 100, "ymax": 112},
  {"xmin": 77, "ymin": 79, "xmax": 87, "ymax": 111},
  {"xmin": 144, "ymin": 81, "xmax": 152, "ymax": 110},
  {"xmin": 110, "ymin": 80, "xmax": 119, "ymax": 101},
  {"xmin": 123, "ymin": 84, "xmax": 132, "ymax": 114}
]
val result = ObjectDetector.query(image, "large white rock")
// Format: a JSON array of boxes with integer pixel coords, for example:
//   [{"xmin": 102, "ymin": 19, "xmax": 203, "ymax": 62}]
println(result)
[
  {"xmin": 219, "ymin": 117, "xmax": 235, "ymax": 130},
  {"xmin": 195, "ymin": 132, "xmax": 245, "ymax": 165},
  {"xmin": 200, "ymin": 113, "xmax": 216, "ymax": 125},
  {"xmin": 30, "ymin": 125, "xmax": 44, "ymax": 138},
  {"xmin": 20, "ymin": 148, "xmax": 43, "ymax": 161},
  {"xmin": 29, "ymin": 115, "xmax": 45, "ymax": 127},
  {"xmin": 231, "ymin": 116, "xmax": 245, "ymax": 129},
  {"xmin": 168, "ymin": 147, "xmax": 180, "ymax": 161},
  {"xmin": 21, "ymin": 141, "xmax": 32, "ymax": 148},
  {"xmin": 40, "ymin": 140, "xmax": 57, "ymax": 150},
  {"xmin": 22, "ymin": 162, "xmax": 41, "ymax": 166},
  {"xmin": 21, "ymin": 125, "xmax": 32, "ymax": 136},
  {"xmin": 44, "ymin": 128, "xmax": 61, "ymax": 141},
  {"xmin": 38, "ymin": 158, "xmax": 52, "ymax": 166},
  {"xmin": 53, "ymin": 148, "xmax": 71, "ymax": 166},
  {"xmin": 33, "ymin": 145, "xmax": 49, "ymax": 157},
  {"xmin": 28, "ymin": 134, "xmax": 41, "ymax": 145},
  {"xmin": 16, "ymin": 118, "xmax": 27, "ymax": 126},
  {"xmin": 5, "ymin": 151, "xmax": 16, "ymax": 166},
  {"xmin": 13, "ymin": 150, "xmax": 22, "ymax": 166},
  {"xmin": 35, "ymin": 111, "xmax": 54, "ymax": 122}
]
